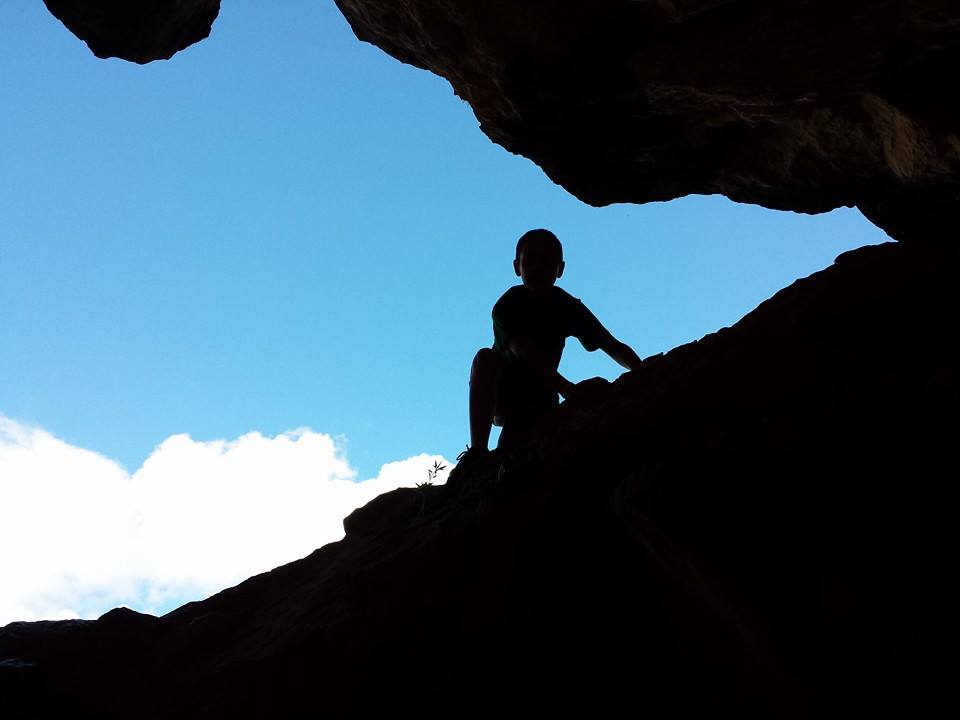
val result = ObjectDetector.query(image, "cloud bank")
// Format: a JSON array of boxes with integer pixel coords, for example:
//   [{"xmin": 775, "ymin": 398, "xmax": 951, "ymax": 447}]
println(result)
[{"xmin": 0, "ymin": 416, "xmax": 450, "ymax": 626}]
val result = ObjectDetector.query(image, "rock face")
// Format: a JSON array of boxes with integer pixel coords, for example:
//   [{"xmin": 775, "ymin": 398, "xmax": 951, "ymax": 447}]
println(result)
[
  {"xmin": 333, "ymin": 0, "xmax": 960, "ymax": 244},
  {"xmin": 42, "ymin": 0, "xmax": 221, "ymax": 63},
  {"xmin": 3, "ymin": 241, "xmax": 957, "ymax": 718}
]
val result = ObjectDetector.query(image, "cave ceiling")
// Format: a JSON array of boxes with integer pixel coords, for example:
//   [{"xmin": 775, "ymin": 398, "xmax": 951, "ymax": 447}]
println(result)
[{"xmin": 41, "ymin": 0, "xmax": 960, "ymax": 244}]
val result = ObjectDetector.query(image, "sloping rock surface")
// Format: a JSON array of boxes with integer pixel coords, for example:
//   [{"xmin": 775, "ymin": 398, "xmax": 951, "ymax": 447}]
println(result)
[
  {"xmin": 3, "ymin": 241, "xmax": 957, "ymax": 718},
  {"xmin": 42, "ymin": 0, "xmax": 221, "ymax": 63},
  {"xmin": 333, "ymin": 0, "xmax": 960, "ymax": 243}
]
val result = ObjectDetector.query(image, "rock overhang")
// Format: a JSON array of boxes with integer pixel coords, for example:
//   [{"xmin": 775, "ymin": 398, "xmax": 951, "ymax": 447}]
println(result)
[{"xmin": 40, "ymin": 0, "xmax": 960, "ymax": 245}]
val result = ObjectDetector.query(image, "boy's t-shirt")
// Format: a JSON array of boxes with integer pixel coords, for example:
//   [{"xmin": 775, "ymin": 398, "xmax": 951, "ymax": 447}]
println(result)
[{"xmin": 491, "ymin": 284, "xmax": 613, "ymax": 424}]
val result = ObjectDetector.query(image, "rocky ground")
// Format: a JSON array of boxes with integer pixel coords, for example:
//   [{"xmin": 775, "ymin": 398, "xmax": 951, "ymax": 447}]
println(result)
[{"xmin": 3, "ymin": 240, "xmax": 956, "ymax": 718}]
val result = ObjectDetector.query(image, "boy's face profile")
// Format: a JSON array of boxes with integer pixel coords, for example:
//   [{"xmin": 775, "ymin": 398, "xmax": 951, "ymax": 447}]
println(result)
[{"xmin": 514, "ymin": 238, "xmax": 565, "ymax": 290}]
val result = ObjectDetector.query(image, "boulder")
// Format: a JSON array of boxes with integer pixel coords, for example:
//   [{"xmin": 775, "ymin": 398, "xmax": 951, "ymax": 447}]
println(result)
[{"xmin": 42, "ymin": 0, "xmax": 220, "ymax": 63}]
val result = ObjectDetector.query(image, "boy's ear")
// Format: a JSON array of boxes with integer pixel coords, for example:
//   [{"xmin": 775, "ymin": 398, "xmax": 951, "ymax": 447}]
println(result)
[
  {"xmin": 513, "ymin": 258, "xmax": 521, "ymax": 276},
  {"xmin": 557, "ymin": 260, "xmax": 565, "ymax": 278}
]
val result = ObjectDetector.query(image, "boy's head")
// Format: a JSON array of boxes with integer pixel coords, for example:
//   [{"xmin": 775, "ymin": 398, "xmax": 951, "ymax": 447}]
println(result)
[{"xmin": 514, "ymin": 229, "xmax": 565, "ymax": 289}]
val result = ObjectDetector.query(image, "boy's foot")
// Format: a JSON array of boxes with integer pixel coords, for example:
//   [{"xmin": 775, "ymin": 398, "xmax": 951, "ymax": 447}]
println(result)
[{"xmin": 446, "ymin": 445, "xmax": 490, "ymax": 489}]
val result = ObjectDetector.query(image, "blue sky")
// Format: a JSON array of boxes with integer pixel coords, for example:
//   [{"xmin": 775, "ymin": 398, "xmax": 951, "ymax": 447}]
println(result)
[
  {"xmin": 0, "ymin": 2, "xmax": 888, "ymax": 621},
  {"xmin": 0, "ymin": 1, "xmax": 887, "ymax": 475}
]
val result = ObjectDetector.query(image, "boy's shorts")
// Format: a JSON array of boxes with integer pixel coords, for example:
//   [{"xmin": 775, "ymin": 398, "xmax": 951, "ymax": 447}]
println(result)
[{"xmin": 493, "ymin": 353, "xmax": 559, "ymax": 448}]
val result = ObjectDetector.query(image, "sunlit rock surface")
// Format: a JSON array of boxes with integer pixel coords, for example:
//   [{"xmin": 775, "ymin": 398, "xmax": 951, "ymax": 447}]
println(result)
[
  {"xmin": 42, "ymin": 0, "xmax": 221, "ymax": 63},
  {"xmin": 3, "ymin": 241, "xmax": 956, "ymax": 717},
  {"xmin": 333, "ymin": 0, "xmax": 960, "ymax": 243}
]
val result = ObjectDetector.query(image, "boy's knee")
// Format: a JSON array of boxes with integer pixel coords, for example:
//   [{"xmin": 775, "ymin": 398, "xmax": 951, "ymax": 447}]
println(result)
[{"xmin": 471, "ymin": 347, "xmax": 501, "ymax": 378}]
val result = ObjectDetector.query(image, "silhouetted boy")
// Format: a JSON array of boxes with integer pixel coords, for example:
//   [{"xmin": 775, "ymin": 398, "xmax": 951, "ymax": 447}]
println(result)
[{"xmin": 458, "ymin": 229, "xmax": 642, "ymax": 467}]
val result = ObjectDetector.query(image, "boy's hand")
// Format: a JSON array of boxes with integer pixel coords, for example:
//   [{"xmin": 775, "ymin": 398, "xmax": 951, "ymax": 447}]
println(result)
[
  {"xmin": 601, "ymin": 338, "xmax": 643, "ymax": 372},
  {"xmin": 511, "ymin": 336, "xmax": 578, "ymax": 399},
  {"xmin": 561, "ymin": 376, "xmax": 610, "ymax": 403}
]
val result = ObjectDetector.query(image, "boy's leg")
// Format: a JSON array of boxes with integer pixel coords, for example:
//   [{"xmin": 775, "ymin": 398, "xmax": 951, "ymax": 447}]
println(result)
[
  {"xmin": 496, "ymin": 413, "xmax": 536, "ymax": 451},
  {"xmin": 469, "ymin": 348, "xmax": 502, "ymax": 450}
]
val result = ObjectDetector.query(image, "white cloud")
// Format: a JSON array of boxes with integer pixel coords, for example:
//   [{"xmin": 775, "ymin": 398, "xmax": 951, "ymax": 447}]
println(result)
[{"xmin": 0, "ymin": 415, "xmax": 450, "ymax": 626}]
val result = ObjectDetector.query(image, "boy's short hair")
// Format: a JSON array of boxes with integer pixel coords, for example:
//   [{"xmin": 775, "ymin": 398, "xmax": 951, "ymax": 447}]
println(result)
[{"xmin": 516, "ymin": 228, "xmax": 563, "ymax": 260}]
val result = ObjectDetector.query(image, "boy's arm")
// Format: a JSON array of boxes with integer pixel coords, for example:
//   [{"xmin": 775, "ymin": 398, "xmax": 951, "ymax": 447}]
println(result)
[
  {"xmin": 599, "ymin": 336, "xmax": 643, "ymax": 371},
  {"xmin": 509, "ymin": 336, "xmax": 578, "ymax": 399},
  {"xmin": 569, "ymin": 296, "xmax": 642, "ymax": 372}
]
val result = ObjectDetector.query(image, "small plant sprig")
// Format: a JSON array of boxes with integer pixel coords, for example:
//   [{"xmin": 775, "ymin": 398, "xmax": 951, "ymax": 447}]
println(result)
[{"xmin": 417, "ymin": 459, "xmax": 446, "ymax": 487}]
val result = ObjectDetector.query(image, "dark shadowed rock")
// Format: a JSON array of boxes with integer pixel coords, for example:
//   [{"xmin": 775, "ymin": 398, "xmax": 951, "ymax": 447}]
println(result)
[
  {"xmin": 42, "ymin": 0, "xmax": 221, "ymax": 63},
  {"xmin": 333, "ymin": 0, "xmax": 960, "ymax": 243},
  {"xmin": 2, "ymin": 241, "xmax": 957, "ymax": 718}
]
